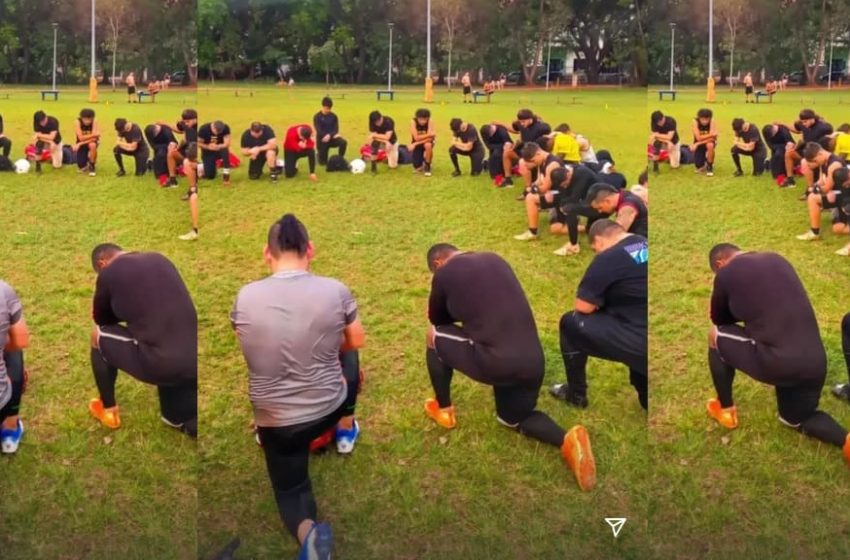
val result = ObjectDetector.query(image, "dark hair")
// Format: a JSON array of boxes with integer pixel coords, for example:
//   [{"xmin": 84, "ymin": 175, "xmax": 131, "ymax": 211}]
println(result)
[
  {"xmin": 321, "ymin": 96, "xmax": 333, "ymax": 108},
  {"xmin": 181, "ymin": 108, "xmax": 197, "ymax": 120},
  {"xmin": 638, "ymin": 169, "xmax": 648, "ymax": 186},
  {"xmin": 268, "ymin": 214, "xmax": 310, "ymax": 257},
  {"xmin": 479, "ymin": 124, "xmax": 494, "ymax": 141},
  {"xmin": 554, "ymin": 123, "xmax": 570, "ymax": 133},
  {"xmin": 834, "ymin": 166, "xmax": 850, "ymax": 188},
  {"xmin": 550, "ymin": 167, "xmax": 568, "ymax": 187},
  {"xmin": 697, "ymin": 108, "xmax": 712, "ymax": 119},
  {"xmin": 369, "ymin": 110, "xmax": 382, "ymax": 124},
  {"xmin": 298, "ymin": 126, "xmax": 311, "ymax": 139},
  {"xmin": 114, "ymin": 118, "xmax": 127, "ymax": 132},
  {"xmin": 144, "ymin": 124, "xmax": 159, "ymax": 139},
  {"xmin": 731, "ymin": 118, "xmax": 744, "ymax": 133},
  {"xmin": 517, "ymin": 108, "xmax": 534, "ymax": 121},
  {"xmin": 33, "ymin": 111, "xmax": 46, "ymax": 130},
  {"xmin": 596, "ymin": 150, "xmax": 614, "ymax": 165},
  {"xmin": 708, "ymin": 243, "xmax": 740, "ymax": 272},
  {"xmin": 250, "ymin": 121, "xmax": 263, "ymax": 133},
  {"xmin": 80, "ymin": 108, "xmax": 95, "ymax": 119},
  {"xmin": 585, "ymin": 182, "xmax": 619, "ymax": 204},
  {"xmin": 650, "ymin": 110, "xmax": 663, "ymax": 124},
  {"xmin": 213, "ymin": 120, "xmax": 225, "ymax": 133},
  {"xmin": 520, "ymin": 142, "xmax": 541, "ymax": 161},
  {"xmin": 184, "ymin": 141, "xmax": 198, "ymax": 162},
  {"xmin": 415, "ymin": 108, "xmax": 430, "ymax": 119},
  {"xmin": 91, "ymin": 243, "xmax": 123, "ymax": 272},
  {"xmin": 588, "ymin": 220, "xmax": 624, "ymax": 244},
  {"xmin": 803, "ymin": 141, "xmax": 822, "ymax": 161},
  {"xmin": 426, "ymin": 243, "xmax": 458, "ymax": 272},
  {"xmin": 838, "ymin": 123, "xmax": 850, "ymax": 134},
  {"xmin": 799, "ymin": 109, "xmax": 817, "ymax": 121},
  {"xmin": 761, "ymin": 124, "xmax": 777, "ymax": 144},
  {"xmin": 449, "ymin": 118, "xmax": 463, "ymax": 134}
]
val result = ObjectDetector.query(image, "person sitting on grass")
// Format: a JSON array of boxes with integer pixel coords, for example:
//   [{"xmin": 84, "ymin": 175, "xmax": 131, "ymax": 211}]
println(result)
[
  {"xmin": 410, "ymin": 108, "xmax": 436, "ymax": 176},
  {"xmin": 776, "ymin": 109, "xmax": 834, "ymax": 188},
  {"xmin": 551, "ymin": 220, "xmax": 648, "ymax": 411},
  {"xmin": 762, "ymin": 123, "xmax": 796, "ymax": 180},
  {"xmin": 706, "ymin": 243, "xmax": 850, "ymax": 467},
  {"xmin": 1, "ymin": 280, "xmax": 30, "ymax": 455},
  {"xmin": 89, "ymin": 244, "xmax": 198, "ymax": 437},
  {"xmin": 240, "ymin": 121, "xmax": 279, "ymax": 182},
  {"xmin": 30, "ymin": 110, "xmax": 63, "ymax": 173},
  {"xmin": 0, "ymin": 113, "xmax": 11, "ymax": 159},
  {"xmin": 585, "ymin": 183, "xmax": 648, "ymax": 238},
  {"xmin": 145, "ymin": 123, "xmax": 178, "ymax": 186},
  {"xmin": 649, "ymin": 110, "xmax": 680, "ymax": 173},
  {"xmin": 448, "ymin": 118, "xmax": 484, "ymax": 177},
  {"xmin": 796, "ymin": 165, "xmax": 850, "ymax": 244},
  {"xmin": 73, "ymin": 108, "xmax": 100, "ymax": 177},
  {"xmin": 113, "ymin": 118, "xmax": 149, "ymax": 177},
  {"xmin": 198, "ymin": 120, "xmax": 233, "ymax": 185},
  {"xmin": 314, "ymin": 97, "xmax": 347, "ymax": 166},
  {"xmin": 834, "ymin": 313, "xmax": 850, "ymax": 402},
  {"xmin": 424, "ymin": 243, "xmax": 597, "ymax": 491},
  {"xmin": 692, "ymin": 108, "xmax": 718, "ymax": 176},
  {"xmin": 730, "ymin": 118, "xmax": 766, "ymax": 177},
  {"xmin": 283, "ymin": 124, "xmax": 317, "ymax": 181},
  {"xmin": 367, "ymin": 110, "xmax": 398, "ymax": 174},
  {"xmin": 231, "ymin": 214, "xmax": 366, "ymax": 559},
  {"xmin": 178, "ymin": 142, "xmax": 201, "ymax": 242},
  {"xmin": 480, "ymin": 123, "xmax": 514, "ymax": 187},
  {"xmin": 494, "ymin": 109, "xmax": 551, "ymax": 187}
]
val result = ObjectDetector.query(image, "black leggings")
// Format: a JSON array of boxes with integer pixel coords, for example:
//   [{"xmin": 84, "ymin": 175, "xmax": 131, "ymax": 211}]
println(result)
[
  {"xmin": 0, "ymin": 137, "xmax": 11, "ymax": 159},
  {"xmin": 284, "ymin": 149, "xmax": 316, "ymax": 177},
  {"xmin": 201, "ymin": 148, "xmax": 230, "ymax": 179},
  {"xmin": 0, "ymin": 351, "xmax": 24, "ymax": 423},
  {"xmin": 448, "ymin": 146, "xmax": 484, "ymax": 175},
  {"xmin": 843, "ymin": 312, "xmax": 850, "ymax": 384},
  {"xmin": 316, "ymin": 137, "xmax": 347, "ymax": 165},
  {"xmin": 559, "ymin": 203, "xmax": 606, "ymax": 246},
  {"xmin": 114, "ymin": 146, "xmax": 149, "ymax": 175},
  {"xmin": 731, "ymin": 145, "xmax": 767, "ymax": 175},
  {"xmin": 76, "ymin": 143, "xmax": 96, "ymax": 169}
]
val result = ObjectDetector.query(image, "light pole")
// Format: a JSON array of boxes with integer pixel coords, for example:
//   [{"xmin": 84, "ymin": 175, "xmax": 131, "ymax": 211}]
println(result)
[
  {"xmin": 669, "ymin": 23, "xmax": 676, "ymax": 91},
  {"xmin": 708, "ymin": 0, "xmax": 714, "ymax": 80},
  {"xmin": 545, "ymin": 31, "xmax": 552, "ymax": 90},
  {"xmin": 387, "ymin": 23, "xmax": 394, "ymax": 91},
  {"xmin": 828, "ymin": 34, "xmax": 834, "ymax": 89},
  {"xmin": 51, "ymin": 23, "xmax": 58, "ymax": 92},
  {"xmin": 425, "ymin": 0, "xmax": 433, "ymax": 102},
  {"xmin": 89, "ymin": 0, "xmax": 98, "ymax": 102}
]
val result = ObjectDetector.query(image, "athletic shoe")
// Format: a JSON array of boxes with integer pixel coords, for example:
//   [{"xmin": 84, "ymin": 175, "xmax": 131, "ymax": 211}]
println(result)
[
  {"xmin": 831, "ymin": 383, "xmax": 850, "ymax": 402},
  {"xmin": 780, "ymin": 177, "xmax": 796, "ymax": 188},
  {"xmin": 116, "ymin": 169, "xmax": 126, "ymax": 177},
  {"xmin": 270, "ymin": 172, "xmax": 279, "ymax": 182},
  {"xmin": 732, "ymin": 170, "xmax": 744, "ymax": 177},
  {"xmin": 835, "ymin": 244, "xmax": 850, "ymax": 256},
  {"xmin": 795, "ymin": 230, "xmax": 820, "ymax": 241},
  {"xmin": 513, "ymin": 230, "xmax": 538, "ymax": 241},
  {"xmin": 553, "ymin": 243, "xmax": 580, "ymax": 256},
  {"xmin": 88, "ymin": 398, "xmax": 121, "ymax": 429},
  {"xmin": 168, "ymin": 176, "xmax": 178, "ymax": 187},
  {"xmin": 222, "ymin": 173, "xmax": 231, "ymax": 186},
  {"xmin": 335, "ymin": 420, "xmax": 360, "ymax": 454},
  {"xmin": 179, "ymin": 230, "xmax": 199, "ymax": 241},
  {"xmin": 706, "ymin": 164, "xmax": 714, "ymax": 177},
  {"xmin": 706, "ymin": 398, "xmax": 738, "ymax": 429},
  {"xmin": 0, "ymin": 419, "xmax": 24, "ymax": 454},
  {"xmin": 160, "ymin": 416, "xmax": 197, "ymax": 438},
  {"xmin": 561, "ymin": 425, "xmax": 596, "ymax": 491},
  {"xmin": 371, "ymin": 161, "xmax": 377, "ymax": 174},
  {"xmin": 844, "ymin": 434, "xmax": 850, "ymax": 466},
  {"xmin": 297, "ymin": 522, "xmax": 333, "ymax": 560},
  {"xmin": 451, "ymin": 170, "xmax": 462, "ymax": 177},
  {"xmin": 502, "ymin": 177, "xmax": 514, "ymax": 187},
  {"xmin": 424, "ymin": 398, "xmax": 456, "ymax": 429},
  {"xmin": 549, "ymin": 384, "xmax": 589, "ymax": 409},
  {"xmin": 798, "ymin": 192, "xmax": 809, "ymax": 201},
  {"xmin": 181, "ymin": 189, "xmax": 193, "ymax": 201},
  {"xmin": 424, "ymin": 163, "xmax": 432, "ymax": 177}
]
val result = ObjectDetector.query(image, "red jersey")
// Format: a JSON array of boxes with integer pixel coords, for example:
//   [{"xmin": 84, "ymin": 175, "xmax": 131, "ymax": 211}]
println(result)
[{"xmin": 284, "ymin": 125, "xmax": 315, "ymax": 152}]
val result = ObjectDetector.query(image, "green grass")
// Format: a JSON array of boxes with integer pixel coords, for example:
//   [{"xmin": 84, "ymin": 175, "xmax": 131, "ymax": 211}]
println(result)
[{"xmin": 647, "ymin": 86, "xmax": 850, "ymax": 559}]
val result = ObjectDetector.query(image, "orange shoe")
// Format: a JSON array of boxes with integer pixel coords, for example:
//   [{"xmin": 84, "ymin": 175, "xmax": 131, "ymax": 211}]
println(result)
[
  {"xmin": 561, "ymin": 425, "xmax": 597, "ymax": 491},
  {"xmin": 88, "ymin": 398, "xmax": 121, "ymax": 429},
  {"xmin": 706, "ymin": 398, "xmax": 738, "ymax": 429},
  {"xmin": 843, "ymin": 434, "xmax": 850, "ymax": 466},
  {"xmin": 424, "ymin": 398, "xmax": 456, "ymax": 429}
]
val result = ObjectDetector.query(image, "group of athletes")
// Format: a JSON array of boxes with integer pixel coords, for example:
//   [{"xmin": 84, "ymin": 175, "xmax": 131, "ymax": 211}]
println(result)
[{"xmin": 649, "ymin": 105, "xmax": 850, "ymax": 468}]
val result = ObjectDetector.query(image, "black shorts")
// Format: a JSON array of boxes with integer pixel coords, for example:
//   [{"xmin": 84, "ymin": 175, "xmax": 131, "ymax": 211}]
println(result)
[
  {"xmin": 128, "ymin": 86, "xmax": 136, "ymax": 95},
  {"xmin": 822, "ymin": 192, "xmax": 839, "ymax": 210},
  {"xmin": 463, "ymin": 85, "xmax": 471, "ymax": 95},
  {"xmin": 745, "ymin": 85, "xmax": 754, "ymax": 94}
]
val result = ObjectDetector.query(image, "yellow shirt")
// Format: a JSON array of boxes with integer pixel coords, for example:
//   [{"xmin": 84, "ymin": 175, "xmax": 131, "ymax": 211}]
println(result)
[
  {"xmin": 835, "ymin": 132, "xmax": 850, "ymax": 159},
  {"xmin": 551, "ymin": 132, "xmax": 581, "ymax": 163}
]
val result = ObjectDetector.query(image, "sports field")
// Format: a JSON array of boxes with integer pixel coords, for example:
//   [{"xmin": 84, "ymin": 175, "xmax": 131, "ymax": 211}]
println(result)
[{"xmin": 648, "ymin": 86, "xmax": 850, "ymax": 559}]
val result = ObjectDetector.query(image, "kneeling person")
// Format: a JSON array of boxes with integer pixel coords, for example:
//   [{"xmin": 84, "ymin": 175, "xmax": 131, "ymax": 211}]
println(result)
[
  {"xmin": 283, "ymin": 124, "xmax": 317, "ymax": 181},
  {"xmin": 74, "ymin": 108, "xmax": 101, "ymax": 176},
  {"xmin": 448, "ymin": 118, "xmax": 484, "ymax": 177},
  {"xmin": 730, "ymin": 118, "xmax": 766, "ymax": 177},
  {"xmin": 585, "ymin": 183, "xmax": 648, "ymax": 238},
  {"xmin": 241, "ymin": 122, "xmax": 279, "ymax": 181},
  {"xmin": 113, "ymin": 118, "xmax": 149, "ymax": 177}
]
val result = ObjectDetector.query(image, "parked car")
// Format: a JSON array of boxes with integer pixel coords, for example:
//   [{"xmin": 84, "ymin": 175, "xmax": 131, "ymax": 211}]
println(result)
[
  {"xmin": 505, "ymin": 71, "xmax": 523, "ymax": 85},
  {"xmin": 170, "ymin": 70, "xmax": 189, "ymax": 85},
  {"xmin": 786, "ymin": 71, "xmax": 805, "ymax": 85},
  {"xmin": 535, "ymin": 70, "xmax": 564, "ymax": 83},
  {"xmin": 817, "ymin": 70, "xmax": 847, "ymax": 84}
]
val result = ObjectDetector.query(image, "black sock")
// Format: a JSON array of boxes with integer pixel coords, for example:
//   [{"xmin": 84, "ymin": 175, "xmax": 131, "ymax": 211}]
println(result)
[
  {"xmin": 630, "ymin": 369, "xmax": 648, "ymax": 410},
  {"xmin": 708, "ymin": 346, "xmax": 735, "ymax": 408},
  {"xmin": 114, "ymin": 153, "xmax": 124, "ymax": 172},
  {"xmin": 517, "ymin": 411, "xmax": 567, "ymax": 447},
  {"xmin": 529, "ymin": 228, "xmax": 538, "ymax": 235},
  {"xmin": 842, "ymin": 313, "xmax": 850, "ymax": 384},
  {"xmin": 91, "ymin": 347, "xmax": 118, "ymax": 408},
  {"xmin": 798, "ymin": 411, "xmax": 849, "ymax": 447},
  {"xmin": 426, "ymin": 347, "xmax": 453, "ymax": 408},
  {"xmin": 812, "ymin": 228, "xmax": 820, "ymax": 235}
]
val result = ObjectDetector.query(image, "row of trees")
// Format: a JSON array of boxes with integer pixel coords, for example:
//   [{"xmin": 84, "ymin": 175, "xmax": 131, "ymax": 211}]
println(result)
[{"xmin": 646, "ymin": 0, "xmax": 850, "ymax": 85}]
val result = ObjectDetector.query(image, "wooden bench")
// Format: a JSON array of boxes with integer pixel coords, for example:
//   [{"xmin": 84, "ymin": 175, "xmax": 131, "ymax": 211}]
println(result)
[
  {"xmin": 376, "ymin": 90, "xmax": 394, "ymax": 101},
  {"xmin": 658, "ymin": 90, "xmax": 676, "ymax": 101},
  {"xmin": 755, "ymin": 91, "xmax": 774, "ymax": 103},
  {"xmin": 40, "ymin": 90, "xmax": 59, "ymax": 101},
  {"xmin": 472, "ymin": 91, "xmax": 493, "ymax": 103},
  {"xmin": 137, "ymin": 91, "xmax": 157, "ymax": 103}
]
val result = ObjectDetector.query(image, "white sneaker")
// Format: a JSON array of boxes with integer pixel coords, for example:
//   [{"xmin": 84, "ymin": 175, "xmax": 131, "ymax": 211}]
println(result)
[
  {"xmin": 513, "ymin": 230, "xmax": 538, "ymax": 241},
  {"xmin": 179, "ymin": 230, "xmax": 199, "ymax": 241},
  {"xmin": 836, "ymin": 243, "xmax": 850, "ymax": 256},
  {"xmin": 553, "ymin": 243, "xmax": 580, "ymax": 256},
  {"xmin": 795, "ymin": 231, "xmax": 820, "ymax": 241}
]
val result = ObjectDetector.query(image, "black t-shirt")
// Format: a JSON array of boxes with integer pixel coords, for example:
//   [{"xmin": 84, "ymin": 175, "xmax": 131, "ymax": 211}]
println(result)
[
  {"xmin": 145, "ymin": 125, "xmax": 177, "ymax": 148},
  {"xmin": 198, "ymin": 122, "xmax": 231, "ymax": 148},
  {"xmin": 177, "ymin": 121, "xmax": 198, "ymax": 143},
  {"xmin": 652, "ymin": 117, "xmax": 678, "ymax": 145},
  {"xmin": 121, "ymin": 124, "xmax": 146, "ymax": 153},
  {"xmin": 428, "ymin": 252, "xmax": 544, "ymax": 379},
  {"xmin": 737, "ymin": 124, "xmax": 763, "ymax": 151},
  {"xmin": 93, "ymin": 252, "xmax": 197, "ymax": 377},
  {"xmin": 794, "ymin": 119, "xmax": 833, "ymax": 144},
  {"xmin": 598, "ymin": 171, "xmax": 627, "ymax": 190},
  {"xmin": 710, "ymin": 252, "xmax": 826, "ymax": 379},
  {"xmin": 484, "ymin": 125, "xmax": 512, "ymax": 148},
  {"xmin": 77, "ymin": 118, "xmax": 95, "ymax": 140},
  {"xmin": 370, "ymin": 117, "xmax": 397, "ymax": 145},
  {"xmin": 559, "ymin": 164, "xmax": 598, "ymax": 203},
  {"xmin": 765, "ymin": 125, "xmax": 794, "ymax": 148},
  {"xmin": 519, "ymin": 119, "xmax": 551, "ymax": 144},
  {"xmin": 35, "ymin": 116, "xmax": 61, "ymax": 144},
  {"xmin": 694, "ymin": 118, "xmax": 712, "ymax": 140},
  {"xmin": 455, "ymin": 124, "xmax": 482, "ymax": 152},
  {"xmin": 576, "ymin": 235, "xmax": 648, "ymax": 328},
  {"xmin": 313, "ymin": 112, "xmax": 339, "ymax": 139},
  {"xmin": 0, "ymin": 114, "xmax": 5, "ymax": 135},
  {"xmin": 241, "ymin": 125, "xmax": 276, "ymax": 149}
]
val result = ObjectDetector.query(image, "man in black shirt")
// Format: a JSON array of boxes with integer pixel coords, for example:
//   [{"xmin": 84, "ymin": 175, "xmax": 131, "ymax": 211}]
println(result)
[
  {"xmin": 551, "ymin": 221, "xmax": 648, "ymax": 410},
  {"xmin": 89, "ymin": 243, "xmax": 198, "ymax": 437},
  {"xmin": 448, "ymin": 118, "xmax": 484, "ymax": 177},
  {"xmin": 425, "ymin": 244, "xmax": 597, "ymax": 491},
  {"xmin": 314, "ymin": 97, "xmax": 347, "ymax": 166},
  {"xmin": 796, "ymin": 164, "xmax": 850, "ymax": 242},
  {"xmin": 777, "ymin": 109, "xmax": 834, "ymax": 188},
  {"xmin": 586, "ymin": 183, "xmax": 649, "ymax": 238},
  {"xmin": 368, "ymin": 111, "xmax": 398, "ymax": 174},
  {"xmin": 649, "ymin": 110, "xmax": 680, "ymax": 172},
  {"xmin": 692, "ymin": 108, "xmax": 718, "ymax": 176},
  {"xmin": 73, "ymin": 108, "xmax": 100, "ymax": 177},
  {"xmin": 517, "ymin": 140, "xmax": 563, "ymax": 193},
  {"xmin": 113, "ymin": 118, "xmax": 149, "ymax": 177},
  {"xmin": 164, "ymin": 109, "xmax": 198, "ymax": 188},
  {"xmin": 706, "ymin": 244, "xmax": 849, "ymax": 464},
  {"xmin": 30, "ymin": 110, "xmax": 63, "ymax": 172},
  {"xmin": 730, "ymin": 118, "xmax": 766, "ymax": 176},
  {"xmin": 198, "ymin": 120, "xmax": 232, "ymax": 184},
  {"xmin": 480, "ymin": 123, "xmax": 513, "ymax": 185},
  {"xmin": 0, "ymin": 113, "xmax": 11, "ymax": 159},
  {"xmin": 410, "ymin": 108, "xmax": 436, "ymax": 176},
  {"xmin": 495, "ymin": 109, "xmax": 551, "ymax": 187},
  {"xmin": 240, "ymin": 122, "xmax": 279, "ymax": 181},
  {"xmin": 144, "ymin": 123, "xmax": 178, "ymax": 184},
  {"xmin": 762, "ymin": 123, "xmax": 795, "ymax": 180}
]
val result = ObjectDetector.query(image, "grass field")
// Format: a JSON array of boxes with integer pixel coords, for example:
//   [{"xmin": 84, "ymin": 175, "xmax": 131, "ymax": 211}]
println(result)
[{"xmin": 647, "ymin": 86, "xmax": 850, "ymax": 559}]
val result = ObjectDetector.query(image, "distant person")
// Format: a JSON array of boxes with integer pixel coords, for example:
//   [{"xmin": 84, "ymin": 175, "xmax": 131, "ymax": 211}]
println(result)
[
  {"xmin": 367, "ymin": 111, "xmax": 398, "ymax": 174},
  {"xmin": 448, "ymin": 118, "xmax": 484, "ymax": 177},
  {"xmin": 73, "ymin": 108, "xmax": 101, "ymax": 177},
  {"xmin": 240, "ymin": 121, "xmax": 279, "ymax": 181},
  {"xmin": 730, "ymin": 118, "xmax": 765, "ymax": 177},
  {"xmin": 144, "ymin": 123, "xmax": 178, "ymax": 185},
  {"xmin": 706, "ymin": 244, "xmax": 850, "ymax": 466},
  {"xmin": 30, "ymin": 110, "xmax": 63, "ymax": 172},
  {"xmin": 178, "ymin": 142, "xmax": 201, "ymax": 242},
  {"xmin": 113, "ymin": 118, "xmax": 149, "ymax": 177},
  {"xmin": 777, "ymin": 109, "xmax": 833, "ymax": 188},
  {"xmin": 410, "ymin": 108, "xmax": 436, "ymax": 176},
  {"xmin": 313, "ymin": 97, "xmax": 347, "ymax": 166},
  {"xmin": 283, "ymin": 124, "xmax": 317, "ymax": 181},
  {"xmin": 692, "ymin": 108, "xmax": 717, "ymax": 176},
  {"xmin": 461, "ymin": 72, "xmax": 472, "ymax": 103},
  {"xmin": 585, "ymin": 183, "xmax": 649, "ymax": 238},
  {"xmin": 0, "ymin": 113, "xmax": 11, "ymax": 159},
  {"xmin": 649, "ymin": 110, "xmax": 680, "ymax": 172},
  {"xmin": 1, "ymin": 280, "xmax": 30, "ymax": 454},
  {"xmin": 198, "ymin": 120, "xmax": 232, "ymax": 185},
  {"xmin": 743, "ymin": 72, "xmax": 754, "ymax": 103},
  {"xmin": 125, "ymin": 72, "xmax": 136, "ymax": 103},
  {"xmin": 89, "ymin": 244, "xmax": 198, "ymax": 437},
  {"xmin": 479, "ymin": 123, "xmax": 514, "ymax": 186}
]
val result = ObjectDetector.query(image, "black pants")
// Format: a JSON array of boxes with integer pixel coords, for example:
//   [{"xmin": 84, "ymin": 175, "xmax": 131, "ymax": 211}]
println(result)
[
  {"xmin": 486, "ymin": 146, "xmax": 504, "ymax": 179},
  {"xmin": 449, "ymin": 146, "xmax": 484, "ymax": 175},
  {"xmin": 0, "ymin": 136, "xmax": 13, "ymax": 159},
  {"xmin": 559, "ymin": 202, "xmax": 606, "ymax": 245},
  {"xmin": 412, "ymin": 142, "xmax": 433, "ymax": 168},
  {"xmin": 731, "ymin": 145, "xmax": 766, "ymax": 175},
  {"xmin": 114, "ymin": 146, "xmax": 149, "ymax": 175},
  {"xmin": 201, "ymin": 148, "xmax": 230, "ymax": 179},
  {"xmin": 768, "ymin": 145, "xmax": 787, "ymax": 178},
  {"xmin": 316, "ymin": 137, "xmax": 347, "ymax": 165},
  {"xmin": 150, "ymin": 145, "xmax": 170, "ymax": 177},
  {"xmin": 559, "ymin": 311, "xmax": 647, "ymax": 409},
  {"xmin": 247, "ymin": 150, "xmax": 278, "ymax": 179},
  {"xmin": 843, "ymin": 312, "xmax": 850, "ymax": 384},
  {"xmin": 693, "ymin": 143, "xmax": 714, "ymax": 169},
  {"xmin": 426, "ymin": 325, "xmax": 566, "ymax": 448},
  {"xmin": 76, "ymin": 142, "xmax": 97, "ymax": 169},
  {"xmin": 709, "ymin": 325, "xmax": 847, "ymax": 448},
  {"xmin": 284, "ymin": 149, "xmax": 316, "ymax": 178},
  {"xmin": 0, "ymin": 351, "xmax": 24, "ymax": 423}
]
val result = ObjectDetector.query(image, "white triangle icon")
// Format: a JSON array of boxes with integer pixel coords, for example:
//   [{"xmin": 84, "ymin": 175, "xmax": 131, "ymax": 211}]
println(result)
[{"xmin": 605, "ymin": 517, "xmax": 627, "ymax": 538}]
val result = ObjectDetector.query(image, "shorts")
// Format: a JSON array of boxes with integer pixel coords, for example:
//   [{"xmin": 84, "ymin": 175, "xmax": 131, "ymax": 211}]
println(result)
[
  {"xmin": 128, "ymin": 86, "xmax": 136, "ymax": 95},
  {"xmin": 463, "ymin": 85, "xmax": 471, "ymax": 95},
  {"xmin": 745, "ymin": 85, "xmax": 754, "ymax": 94}
]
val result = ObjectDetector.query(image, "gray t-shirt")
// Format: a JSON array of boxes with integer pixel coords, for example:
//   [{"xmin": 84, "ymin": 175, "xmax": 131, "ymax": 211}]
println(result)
[
  {"xmin": 0, "ymin": 281, "xmax": 23, "ymax": 411},
  {"xmin": 231, "ymin": 270, "xmax": 358, "ymax": 427}
]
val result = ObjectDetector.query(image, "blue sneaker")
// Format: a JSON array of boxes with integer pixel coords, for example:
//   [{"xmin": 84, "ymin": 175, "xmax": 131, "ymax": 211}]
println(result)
[
  {"xmin": 335, "ymin": 420, "xmax": 360, "ymax": 454},
  {"xmin": 297, "ymin": 522, "xmax": 333, "ymax": 560},
  {"xmin": 1, "ymin": 419, "xmax": 24, "ymax": 454}
]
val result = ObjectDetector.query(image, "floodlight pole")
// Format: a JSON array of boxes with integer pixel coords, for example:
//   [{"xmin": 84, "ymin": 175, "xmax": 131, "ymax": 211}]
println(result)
[
  {"xmin": 708, "ymin": 0, "xmax": 714, "ymax": 80},
  {"xmin": 51, "ymin": 23, "xmax": 58, "ymax": 91},
  {"xmin": 669, "ymin": 23, "xmax": 676, "ymax": 91},
  {"xmin": 388, "ymin": 23, "xmax": 394, "ymax": 91},
  {"xmin": 89, "ymin": 0, "xmax": 98, "ymax": 102},
  {"xmin": 828, "ymin": 35, "xmax": 834, "ymax": 89},
  {"xmin": 426, "ymin": 0, "xmax": 431, "ymax": 78},
  {"xmin": 546, "ymin": 31, "xmax": 552, "ymax": 89},
  {"xmin": 91, "ymin": 0, "xmax": 96, "ymax": 77}
]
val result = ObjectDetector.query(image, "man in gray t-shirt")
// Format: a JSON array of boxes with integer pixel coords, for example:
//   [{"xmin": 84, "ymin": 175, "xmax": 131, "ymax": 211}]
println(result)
[
  {"xmin": 0, "ymin": 281, "xmax": 25, "ymax": 411},
  {"xmin": 1, "ymin": 280, "xmax": 29, "ymax": 454}
]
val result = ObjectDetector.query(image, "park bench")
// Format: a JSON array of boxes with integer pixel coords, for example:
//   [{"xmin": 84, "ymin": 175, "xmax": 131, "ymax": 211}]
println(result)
[
  {"xmin": 658, "ymin": 90, "xmax": 676, "ymax": 101},
  {"xmin": 376, "ymin": 90, "xmax": 394, "ymax": 101},
  {"xmin": 137, "ymin": 91, "xmax": 157, "ymax": 103},
  {"xmin": 40, "ymin": 90, "xmax": 59, "ymax": 101},
  {"xmin": 472, "ymin": 91, "xmax": 493, "ymax": 103},
  {"xmin": 755, "ymin": 91, "xmax": 774, "ymax": 103}
]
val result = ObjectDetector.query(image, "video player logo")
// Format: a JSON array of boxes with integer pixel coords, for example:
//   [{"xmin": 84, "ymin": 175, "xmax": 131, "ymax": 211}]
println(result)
[{"xmin": 605, "ymin": 517, "xmax": 627, "ymax": 538}]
